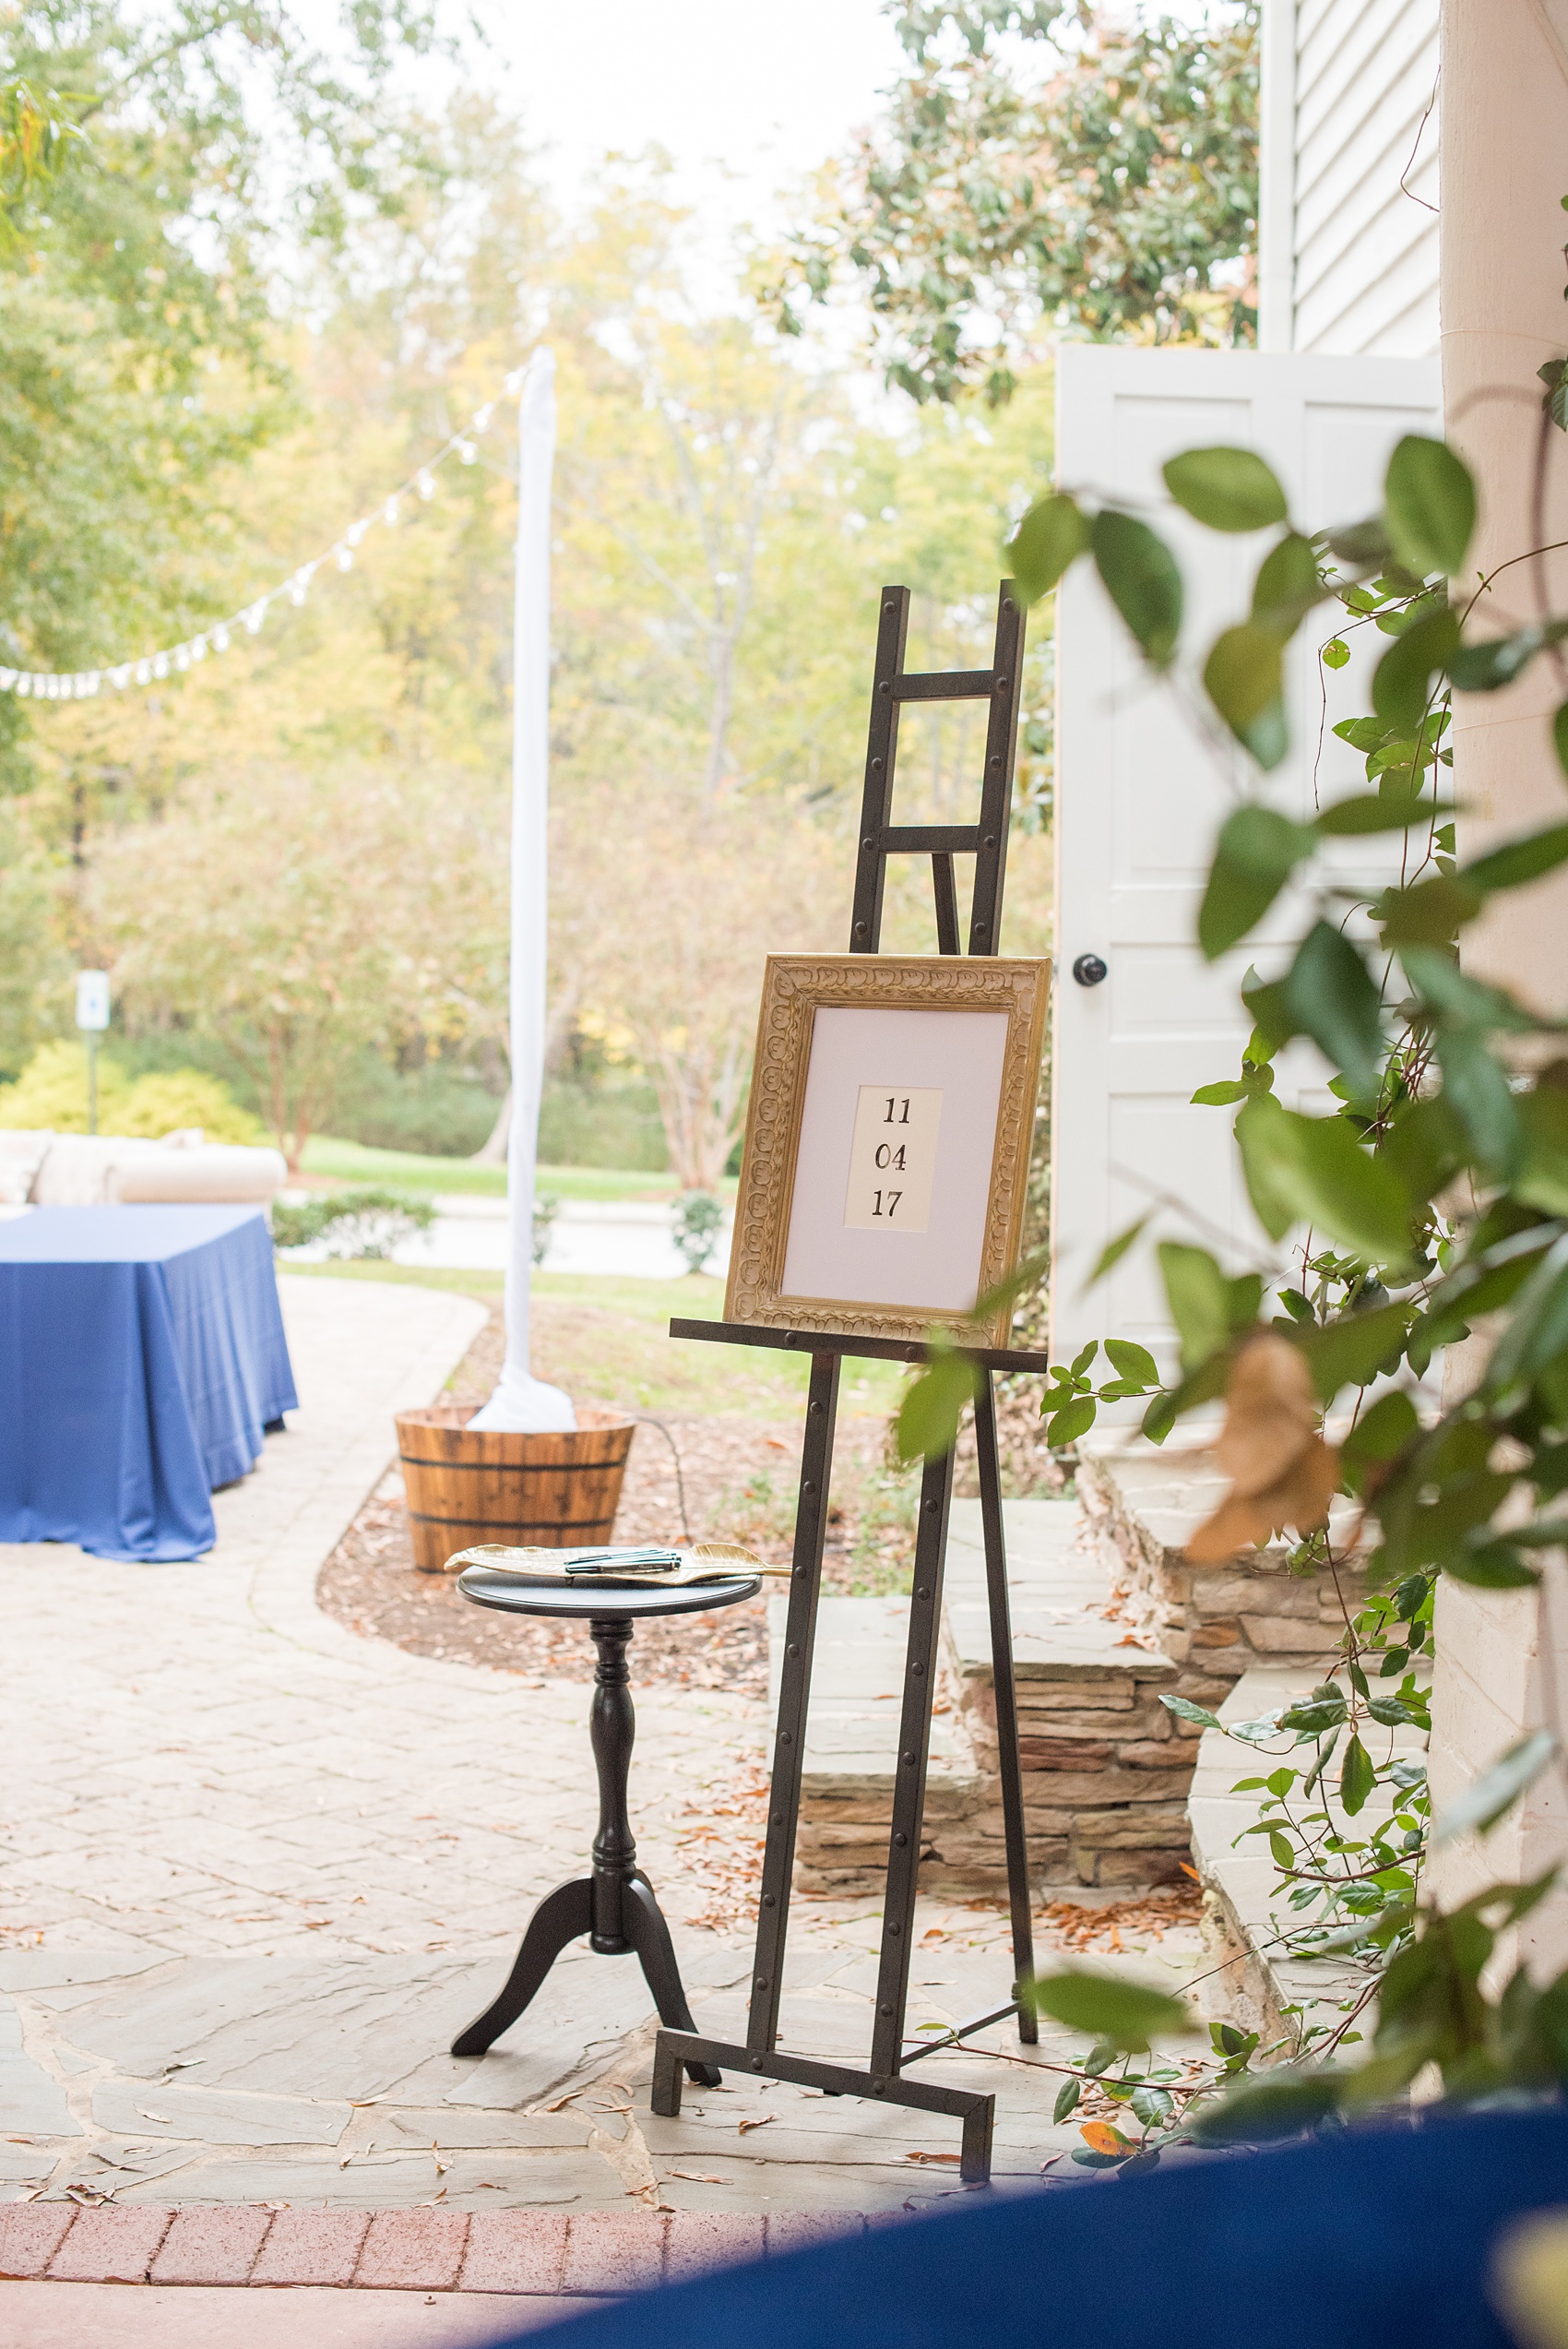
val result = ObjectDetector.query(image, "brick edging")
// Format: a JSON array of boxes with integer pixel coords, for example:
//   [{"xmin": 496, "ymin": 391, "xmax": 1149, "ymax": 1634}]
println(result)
[{"xmin": 0, "ymin": 2204, "xmax": 884, "ymax": 2293}]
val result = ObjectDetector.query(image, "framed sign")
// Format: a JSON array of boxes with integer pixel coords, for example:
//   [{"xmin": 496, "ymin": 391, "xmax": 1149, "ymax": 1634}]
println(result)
[{"xmin": 725, "ymin": 954, "xmax": 1050, "ymax": 1347}]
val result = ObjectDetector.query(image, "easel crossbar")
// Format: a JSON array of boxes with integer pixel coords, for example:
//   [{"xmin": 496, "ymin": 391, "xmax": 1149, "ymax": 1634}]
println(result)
[
  {"xmin": 650, "ymin": 2032, "xmax": 996, "ymax": 2186},
  {"xmin": 668, "ymin": 1317, "xmax": 1051, "ymax": 1374}
]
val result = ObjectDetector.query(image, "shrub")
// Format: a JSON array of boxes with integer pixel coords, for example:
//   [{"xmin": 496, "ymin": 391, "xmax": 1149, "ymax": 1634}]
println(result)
[{"xmin": 271, "ymin": 1186, "xmax": 435, "ymax": 1260}]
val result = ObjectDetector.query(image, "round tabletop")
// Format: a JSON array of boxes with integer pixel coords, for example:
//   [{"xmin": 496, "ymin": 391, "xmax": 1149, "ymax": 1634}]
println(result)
[{"xmin": 455, "ymin": 1564, "xmax": 763, "ymax": 1621}]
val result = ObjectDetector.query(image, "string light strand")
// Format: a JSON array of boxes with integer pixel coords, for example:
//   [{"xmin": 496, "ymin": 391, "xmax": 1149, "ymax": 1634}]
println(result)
[{"xmin": 0, "ymin": 367, "xmax": 532, "ymax": 701}]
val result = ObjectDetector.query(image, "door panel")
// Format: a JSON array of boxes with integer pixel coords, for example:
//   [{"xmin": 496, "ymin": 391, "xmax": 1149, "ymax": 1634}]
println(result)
[{"xmin": 1050, "ymin": 348, "xmax": 1440, "ymax": 1393}]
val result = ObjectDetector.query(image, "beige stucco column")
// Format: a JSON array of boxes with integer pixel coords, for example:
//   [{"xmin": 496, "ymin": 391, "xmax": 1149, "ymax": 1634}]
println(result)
[{"xmin": 1429, "ymin": 0, "xmax": 1568, "ymax": 1964}]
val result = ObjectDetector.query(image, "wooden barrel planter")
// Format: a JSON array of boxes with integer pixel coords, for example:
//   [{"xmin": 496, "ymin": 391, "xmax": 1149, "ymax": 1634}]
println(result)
[{"xmin": 393, "ymin": 1404, "xmax": 636, "ymax": 1573}]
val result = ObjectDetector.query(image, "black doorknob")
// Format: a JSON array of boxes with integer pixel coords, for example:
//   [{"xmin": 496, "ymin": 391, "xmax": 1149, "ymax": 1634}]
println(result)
[{"xmin": 1072, "ymin": 953, "xmax": 1108, "ymax": 987}]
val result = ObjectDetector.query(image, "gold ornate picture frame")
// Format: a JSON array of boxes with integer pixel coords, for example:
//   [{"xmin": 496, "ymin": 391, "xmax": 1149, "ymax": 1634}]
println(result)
[{"xmin": 724, "ymin": 954, "xmax": 1051, "ymax": 1348}]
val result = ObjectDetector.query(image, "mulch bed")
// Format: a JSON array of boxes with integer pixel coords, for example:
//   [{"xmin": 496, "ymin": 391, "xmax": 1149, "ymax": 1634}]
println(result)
[{"xmin": 316, "ymin": 1302, "xmax": 925, "ymax": 1699}]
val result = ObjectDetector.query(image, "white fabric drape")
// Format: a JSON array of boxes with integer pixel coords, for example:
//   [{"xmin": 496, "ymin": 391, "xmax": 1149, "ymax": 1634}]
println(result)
[{"xmin": 468, "ymin": 351, "xmax": 576, "ymax": 1435}]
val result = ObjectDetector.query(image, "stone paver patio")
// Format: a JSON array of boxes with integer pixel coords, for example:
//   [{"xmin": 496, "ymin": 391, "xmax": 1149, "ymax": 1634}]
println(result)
[{"xmin": 0, "ymin": 1270, "xmax": 1199, "ymax": 2333}]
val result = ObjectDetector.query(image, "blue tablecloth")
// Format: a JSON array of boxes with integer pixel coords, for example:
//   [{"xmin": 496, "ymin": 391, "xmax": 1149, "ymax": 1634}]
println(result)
[{"xmin": 0, "ymin": 1205, "xmax": 297, "ymax": 1562}]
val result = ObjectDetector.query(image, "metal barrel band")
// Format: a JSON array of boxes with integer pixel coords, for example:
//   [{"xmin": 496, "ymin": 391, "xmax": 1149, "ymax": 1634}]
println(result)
[{"xmin": 405, "ymin": 1509, "xmax": 617, "ymax": 1532}]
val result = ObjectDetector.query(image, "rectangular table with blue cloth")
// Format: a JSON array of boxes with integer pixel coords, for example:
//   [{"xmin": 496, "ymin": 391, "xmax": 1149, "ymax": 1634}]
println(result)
[{"xmin": 0, "ymin": 1205, "xmax": 298, "ymax": 1562}]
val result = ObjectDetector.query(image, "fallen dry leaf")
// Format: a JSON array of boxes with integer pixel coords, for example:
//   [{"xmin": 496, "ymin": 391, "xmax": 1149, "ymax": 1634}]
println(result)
[
  {"xmin": 1187, "ymin": 1334, "xmax": 1339, "ymax": 1562},
  {"xmin": 905, "ymin": 2151, "xmax": 961, "ymax": 2165},
  {"xmin": 662, "ymin": 2168, "xmax": 731, "ymax": 2185},
  {"xmin": 737, "ymin": 2115, "xmax": 776, "ymax": 2135}
]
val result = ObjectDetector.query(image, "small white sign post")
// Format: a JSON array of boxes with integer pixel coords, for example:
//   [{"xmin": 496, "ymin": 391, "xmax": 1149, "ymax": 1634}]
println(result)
[{"xmin": 76, "ymin": 971, "xmax": 111, "ymax": 1136}]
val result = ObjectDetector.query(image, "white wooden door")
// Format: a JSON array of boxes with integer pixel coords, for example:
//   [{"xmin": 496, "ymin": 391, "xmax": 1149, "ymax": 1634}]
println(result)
[{"xmin": 1049, "ymin": 347, "xmax": 1440, "ymax": 1391}]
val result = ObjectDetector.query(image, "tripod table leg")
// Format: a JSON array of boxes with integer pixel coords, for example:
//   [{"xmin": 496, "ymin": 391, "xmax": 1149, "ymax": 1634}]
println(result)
[
  {"xmin": 624, "ymin": 1876, "xmax": 721, "ymax": 2086},
  {"xmin": 449, "ymin": 1876, "xmax": 594, "ymax": 2058}
]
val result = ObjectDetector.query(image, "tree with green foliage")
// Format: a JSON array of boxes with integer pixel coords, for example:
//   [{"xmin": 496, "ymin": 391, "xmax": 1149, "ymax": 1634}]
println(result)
[
  {"xmin": 764, "ymin": 0, "xmax": 1257, "ymax": 405},
  {"xmin": 0, "ymin": 0, "xmax": 443, "ymax": 786}
]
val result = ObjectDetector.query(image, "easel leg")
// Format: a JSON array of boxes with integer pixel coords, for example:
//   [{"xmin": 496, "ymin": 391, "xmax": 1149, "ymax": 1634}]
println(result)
[
  {"xmin": 974, "ymin": 1373, "xmax": 1038, "ymax": 2042},
  {"xmin": 746, "ymin": 1351, "xmax": 841, "ymax": 2056},
  {"xmin": 450, "ymin": 1877, "xmax": 594, "ymax": 2057},
  {"xmin": 870, "ymin": 1442, "xmax": 955, "ymax": 2078}
]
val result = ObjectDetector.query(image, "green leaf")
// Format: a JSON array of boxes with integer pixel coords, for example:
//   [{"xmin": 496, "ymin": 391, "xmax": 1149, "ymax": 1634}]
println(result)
[
  {"xmin": 1518, "ymin": 1089, "xmax": 1568, "ymax": 1219},
  {"xmin": 1326, "ymin": 518, "xmax": 1394, "ymax": 570},
  {"xmin": 1232, "ymin": 1096, "xmax": 1415, "ymax": 1270},
  {"xmin": 1203, "ymin": 622, "xmax": 1288, "ymax": 766},
  {"xmin": 1157, "ymin": 1241, "xmax": 1231, "ymax": 1372},
  {"xmin": 1339, "ymin": 1734, "xmax": 1376, "ymax": 1817},
  {"xmin": 1163, "ymin": 446, "xmax": 1288, "ymax": 533},
  {"xmin": 1443, "ymin": 1542, "xmax": 1541, "ymax": 1591},
  {"xmin": 1087, "ymin": 1213, "xmax": 1150, "ymax": 1286},
  {"xmin": 1046, "ymin": 1394, "xmax": 1097, "ymax": 1449},
  {"xmin": 1160, "ymin": 1693, "xmax": 1222, "ymax": 1730},
  {"xmin": 1198, "ymin": 805, "xmax": 1315, "ymax": 960},
  {"xmin": 894, "ymin": 1347, "xmax": 980, "ymax": 1464},
  {"xmin": 1192, "ymin": 1079, "xmax": 1249, "ymax": 1106},
  {"xmin": 1314, "ymin": 790, "xmax": 1441, "ymax": 836},
  {"xmin": 1434, "ymin": 1729, "xmax": 1558, "ymax": 1843},
  {"xmin": 1253, "ymin": 531, "xmax": 1323, "ymax": 630},
  {"xmin": 1052, "ymin": 2076, "xmax": 1081, "ymax": 2124},
  {"xmin": 1384, "ymin": 435, "xmax": 1477, "ymax": 577},
  {"xmin": 1485, "ymin": 1233, "xmax": 1568, "ymax": 1392},
  {"xmin": 1091, "ymin": 510, "xmax": 1182, "ymax": 668},
  {"xmin": 1296, "ymin": 1301, "xmax": 1412, "ymax": 1397},
  {"xmin": 1322, "ymin": 637, "xmax": 1349, "ymax": 670},
  {"xmin": 1399, "ymin": 947, "xmax": 1543, "ymax": 1033},
  {"xmin": 1104, "ymin": 1339, "xmax": 1159, "ymax": 1387},
  {"xmin": 1433, "ymin": 1024, "xmax": 1524, "ymax": 1182},
  {"xmin": 1009, "ymin": 494, "xmax": 1091, "ymax": 607},
  {"xmin": 1554, "ymin": 701, "xmax": 1568, "ymax": 781},
  {"xmin": 1141, "ymin": 1347, "xmax": 1231, "ymax": 1444},
  {"xmin": 1342, "ymin": 1389, "xmax": 1419, "ymax": 1469},
  {"xmin": 1372, "ymin": 606, "xmax": 1459, "ymax": 734},
  {"xmin": 1450, "ymin": 620, "xmax": 1568, "ymax": 693},
  {"xmin": 1463, "ymin": 821, "xmax": 1568, "ymax": 895},
  {"xmin": 1028, "ymin": 1969, "xmax": 1191, "ymax": 2052},
  {"xmin": 1280, "ymin": 921, "xmax": 1385, "ymax": 1103},
  {"xmin": 1378, "ymin": 872, "xmax": 1483, "ymax": 948},
  {"xmin": 1188, "ymin": 2071, "xmax": 1341, "ymax": 2147},
  {"xmin": 1383, "ymin": 1093, "xmax": 1470, "ymax": 1203}
]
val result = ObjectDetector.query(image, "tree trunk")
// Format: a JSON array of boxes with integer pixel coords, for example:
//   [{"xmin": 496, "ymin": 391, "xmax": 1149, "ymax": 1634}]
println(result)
[{"xmin": 473, "ymin": 1086, "xmax": 512, "ymax": 1163}]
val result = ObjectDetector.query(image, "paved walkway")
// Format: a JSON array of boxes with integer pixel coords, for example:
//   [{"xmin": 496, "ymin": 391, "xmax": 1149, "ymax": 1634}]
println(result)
[{"xmin": 0, "ymin": 1269, "xmax": 1197, "ymax": 2342}]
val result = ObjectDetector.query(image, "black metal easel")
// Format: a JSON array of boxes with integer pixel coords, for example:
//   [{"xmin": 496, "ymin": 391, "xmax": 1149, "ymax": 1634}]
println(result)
[{"xmin": 651, "ymin": 583, "xmax": 1046, "ymax": 2185}]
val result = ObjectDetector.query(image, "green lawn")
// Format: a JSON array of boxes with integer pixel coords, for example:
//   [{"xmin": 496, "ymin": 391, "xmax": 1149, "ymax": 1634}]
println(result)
[
  {"xmin": 280, "ymin": 1260, "xmax": 903, "ymax": 1419},
  {"xmin": 299, "ymin": 1137, "xmax": 712, "ymax": 1203}
]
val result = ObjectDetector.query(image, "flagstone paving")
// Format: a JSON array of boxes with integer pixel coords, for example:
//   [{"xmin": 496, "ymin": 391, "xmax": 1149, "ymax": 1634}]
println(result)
[{"xmin": 0, "ymin": 1272, "xmax": 1199, "ymax": 2236}]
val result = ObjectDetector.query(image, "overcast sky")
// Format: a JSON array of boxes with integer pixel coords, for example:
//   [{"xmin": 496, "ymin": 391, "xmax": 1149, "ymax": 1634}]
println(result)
[{"xmin": 463, "ymin": 0, "xmax": 907, "ymax": 253}]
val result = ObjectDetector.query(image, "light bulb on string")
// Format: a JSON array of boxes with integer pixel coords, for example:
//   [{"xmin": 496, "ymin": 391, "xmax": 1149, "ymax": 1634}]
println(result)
[
  {"xmin": 211, "ymin": 627, "xmax": 230, "ymax": 653},
  {"xmin": 335, "ymin": 545, "xmax": 353, "ymax": 572},
  {"xmin": 135, "ymin": 660, "xmax": 151, "ymax": 686},
  {"xmin": 173, "ymin": 646, "xmax": 190, "ymax": 673},
  {"xmin": 152, "ymin": 653, "xmax": 170, "ymax": 680},
  {"xmin": 111, "ymin": 665, "xmax": 131, "ymax": 688},
  {"xmin": 347, "ymin": 520, "xmax": 368, "ymax": 547},
  {"xmin": 16, "ymin": 676, "xmax": 30, "ymax": 698},
  {"xmin": 472, "ymin": 406, "xmax": 493, "ymax": 433},
  {"xmin": 457, "ymin": 439, "xmax": 477, "ymax": 465},
  {"xmin": 244, "ymin": 603, "xmax": 266, "ymax": 635},
  {"xmin": 416, "ymin": 470, "xmax": 435, "ymax": 499},
  {"xmin": 383, "ymin": 497, "xmax": 399, "ymax": 526},
  {"xmin": 191, "ymin": 638, "xmax": 207, "ymax": 662}
]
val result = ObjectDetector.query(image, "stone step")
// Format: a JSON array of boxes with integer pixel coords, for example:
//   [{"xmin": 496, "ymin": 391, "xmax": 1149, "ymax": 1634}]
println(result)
[
  {"xmin": 779, "ymin": 1499, "xmax": 1197, "ymax": 1900},
  {"xmin": 1075, "ymin": 1432, "xmax": 1369, "ymax": 1690}
]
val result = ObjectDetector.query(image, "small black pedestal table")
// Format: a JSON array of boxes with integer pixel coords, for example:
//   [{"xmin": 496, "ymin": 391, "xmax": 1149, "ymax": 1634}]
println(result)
[{"xmin": 448, "ymin": 1562, "xmax": 762, "ymax": 2079}]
